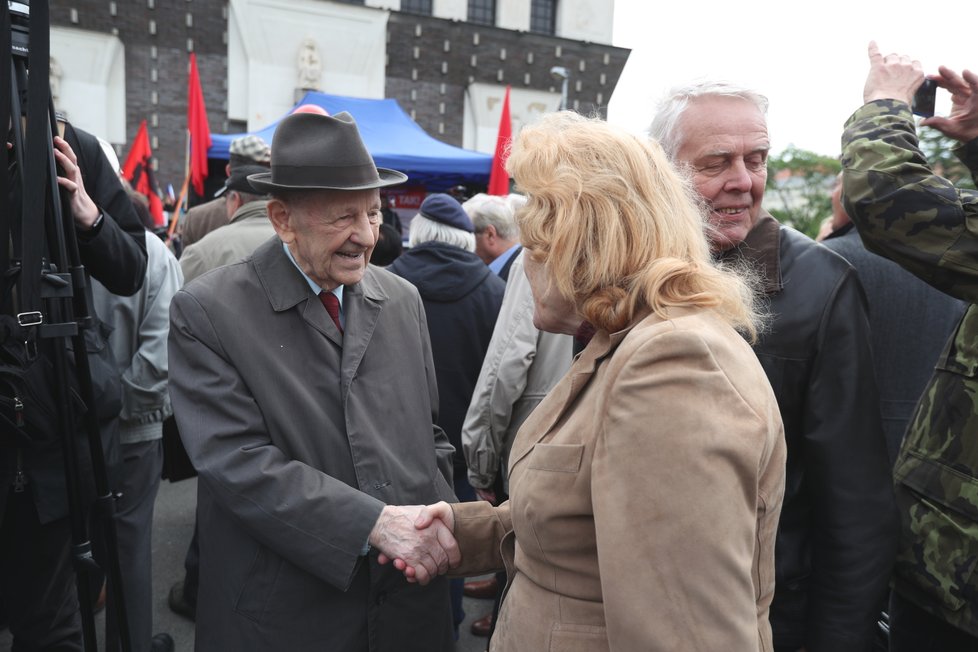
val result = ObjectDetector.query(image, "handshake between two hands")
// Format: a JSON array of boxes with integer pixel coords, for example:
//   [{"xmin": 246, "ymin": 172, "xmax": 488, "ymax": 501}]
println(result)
[{"xmin": 369, "ymin": 502, "xmax": 459, "ymax": 586}]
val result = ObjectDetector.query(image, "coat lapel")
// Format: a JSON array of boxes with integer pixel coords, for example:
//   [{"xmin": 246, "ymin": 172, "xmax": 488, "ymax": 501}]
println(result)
[
  {"xmin": 339, "ymin": 269, "xmax": 387, "ymax": 396},
  {"xmin": 507, "ymin": 328, "xmax": 613, "ymax": 470},
  {"xmin": 507, "ymin": 309, "xmax": 662, "ymax": 471}
]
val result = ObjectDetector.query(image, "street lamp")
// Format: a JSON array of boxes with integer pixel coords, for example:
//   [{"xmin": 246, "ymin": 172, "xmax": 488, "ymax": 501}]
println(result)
[{"xmin": 550, "ymin": 66, "xmax": 569, "ymax": 111}]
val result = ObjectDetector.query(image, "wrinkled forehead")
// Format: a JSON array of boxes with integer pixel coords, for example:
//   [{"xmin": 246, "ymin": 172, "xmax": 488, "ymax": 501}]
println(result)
[{"xmin": 677, "ymin": 96, "xmax": 770, "ymax": 157}]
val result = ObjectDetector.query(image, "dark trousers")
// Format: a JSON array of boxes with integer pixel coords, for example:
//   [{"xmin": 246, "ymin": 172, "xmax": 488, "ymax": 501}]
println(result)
[
  {"xmin": 182, "ymin": 516, "xmax": 200, "ymax": 608},
  {"xmin": 0, "ymin": 488, "xmax": 83, "ymax": 651},
  {"xmin": 889, "ymin": 589, "xmax": 978, "ymax": 652},
  {"xmin": 105, "ymin": 440, "xmax": 163, "ymax": 652}
]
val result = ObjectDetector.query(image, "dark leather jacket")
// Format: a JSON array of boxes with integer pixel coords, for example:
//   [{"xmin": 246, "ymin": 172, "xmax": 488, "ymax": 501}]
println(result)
[{"xmin": 721, "ymin": 214, "xmax": 897, "ymax": 652}]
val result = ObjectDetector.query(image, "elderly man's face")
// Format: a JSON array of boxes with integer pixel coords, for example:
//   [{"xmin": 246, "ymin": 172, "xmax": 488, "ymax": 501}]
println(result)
[
  {"xmin": 271, "ymin": 188, "xmax": 381, "ymax": 291},
  {"xmin": 674, "ymin": 96, "xmax": 770, "ymax": 252}
]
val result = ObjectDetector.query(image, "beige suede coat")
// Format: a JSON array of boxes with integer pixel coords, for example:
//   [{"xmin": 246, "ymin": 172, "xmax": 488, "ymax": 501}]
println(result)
[{"xmin": 452, "ymin": 306, "xmax": 786, "ymax": 652}]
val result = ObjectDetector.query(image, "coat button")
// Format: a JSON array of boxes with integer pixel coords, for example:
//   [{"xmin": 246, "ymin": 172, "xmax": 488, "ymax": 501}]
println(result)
[{"xmin": 375, "ymin": 591, "xmax": 387, "ymax": 605}]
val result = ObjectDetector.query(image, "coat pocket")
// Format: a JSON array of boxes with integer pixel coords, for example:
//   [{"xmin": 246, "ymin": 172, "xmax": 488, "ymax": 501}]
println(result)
[
  {"xmin": 894, "ymin": 452, "xmax": 978, "ymax": 612},
  {"xmin": 234, "ymin": 544, "xmax": 283, "ymax": 623},
  {"xmin": 526, "ymin": 443, "xmax": 584, "ymax": 473},
  {"xmin": 549, "ymin": 623, "xmax": 609, "ymax": 652}
]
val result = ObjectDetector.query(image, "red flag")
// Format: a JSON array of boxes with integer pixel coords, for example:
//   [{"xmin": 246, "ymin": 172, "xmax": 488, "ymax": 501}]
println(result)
[
  {"xmin": 122, "ymin": 120, "xmax": 164, "ymax": 226},
  {"xmin": 488, "ymin": 86, "xmax": 512, "ymax": 196},
  {"xmin": 187, "ymin": 53, "xmax": 212, "ymax": 196}
]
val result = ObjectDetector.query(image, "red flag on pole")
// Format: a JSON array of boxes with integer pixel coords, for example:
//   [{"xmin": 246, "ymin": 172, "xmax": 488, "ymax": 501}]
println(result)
[
  {"xmin": 187, "ymin": 52, "xmax": 212, "ymax": 196},
  {"xmin": 122, "ymin": 120, "xmax": 165, "ymax": 226},
  {"xmin": 488, "ymin": 85, "xmax": 512, "ymax": 196}
]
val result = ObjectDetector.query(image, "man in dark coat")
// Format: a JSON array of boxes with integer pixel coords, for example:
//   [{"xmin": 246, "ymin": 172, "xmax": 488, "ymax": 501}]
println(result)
[
  {"xmin": 0, "ymin": 123, "xmax": 148, "ymax": 650},
  {"xmin": 168, "ymin": 112, "xmax": 459, "ymax": 651},
  {"xmin": 388, "ymin": 193, "xmax": 505, "ymax": 636},
  {"xmin": 820, "ymin": 174, "xmax": 965, "ymax": 466},
  {"xmin": 651, "ymin": 82, "xmax": 898, "ymax": 652}
]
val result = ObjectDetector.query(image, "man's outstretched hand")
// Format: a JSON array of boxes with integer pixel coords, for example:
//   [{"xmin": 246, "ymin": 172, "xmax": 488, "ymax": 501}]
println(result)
[{"xmin": 370, "ymin": 503, "xmax": 459, "ymax": 586}]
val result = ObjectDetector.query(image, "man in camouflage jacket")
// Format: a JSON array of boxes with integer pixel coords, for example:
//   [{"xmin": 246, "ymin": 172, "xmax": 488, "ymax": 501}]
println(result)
[{"xmin": 842, "ymin": 41, "xmax": 978, "ymax": 650}]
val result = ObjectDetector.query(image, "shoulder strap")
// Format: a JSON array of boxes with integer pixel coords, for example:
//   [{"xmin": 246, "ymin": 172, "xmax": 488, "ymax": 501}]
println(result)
[
  {"xmin": 17, "ymin": 0, "xmax": 53, "ymax": 333},
  {"xmin": 0, "ymin": 5, "xmax": 13, "ymax": 306}
]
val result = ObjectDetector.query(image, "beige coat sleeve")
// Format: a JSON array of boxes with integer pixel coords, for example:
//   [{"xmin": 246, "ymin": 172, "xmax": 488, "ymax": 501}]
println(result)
[{"xmin": 448, "ymin": 500, "xmax": 513, "ymax": 577}]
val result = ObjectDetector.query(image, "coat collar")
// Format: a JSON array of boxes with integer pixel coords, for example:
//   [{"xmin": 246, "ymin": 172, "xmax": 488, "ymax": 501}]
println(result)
[
  {"xmin": 228, "ymin": 199, "xmax": 269, "ymax": 225},
  {"xmin": 718, "ymin": 211, "xmax": 783, "ymax": 295},
  {"xmin": 252, "ymin": 238, "xmax": 389, "ymax": 351}
]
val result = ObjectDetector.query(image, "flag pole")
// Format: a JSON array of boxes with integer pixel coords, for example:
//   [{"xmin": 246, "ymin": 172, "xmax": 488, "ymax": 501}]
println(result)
[{"xmin": 166, "ymin": 130, "xmax": 192, "ymax": 241}]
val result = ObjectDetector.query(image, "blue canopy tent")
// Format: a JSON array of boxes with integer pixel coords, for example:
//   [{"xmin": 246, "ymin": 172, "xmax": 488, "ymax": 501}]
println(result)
[{"xmin": 208, "ymin": 92, "xmax": 492, "ymax": 191}]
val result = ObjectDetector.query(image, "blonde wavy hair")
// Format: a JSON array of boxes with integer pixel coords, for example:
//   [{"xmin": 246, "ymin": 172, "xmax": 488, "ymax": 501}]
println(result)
[{"xmin": 508, "ymin": 111, "xmax": 761, "ymax": 340}]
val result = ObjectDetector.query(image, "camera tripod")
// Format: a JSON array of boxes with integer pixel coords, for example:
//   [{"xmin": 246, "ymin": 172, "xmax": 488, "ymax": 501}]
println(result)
[{"xmin": 1, "ymin": 1, "xmax": 132, "ymax": 650}]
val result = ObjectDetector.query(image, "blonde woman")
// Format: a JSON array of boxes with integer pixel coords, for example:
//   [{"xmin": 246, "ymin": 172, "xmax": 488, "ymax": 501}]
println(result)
[{"xmin": 387, "ymin": 111, "xmax": 786, "ymax": 651}]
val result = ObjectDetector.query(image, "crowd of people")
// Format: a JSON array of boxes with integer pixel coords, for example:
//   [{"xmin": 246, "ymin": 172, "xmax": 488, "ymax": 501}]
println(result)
[{"xmin": 2, "ymin": 39, "xmax": 978, "ymax": 652}]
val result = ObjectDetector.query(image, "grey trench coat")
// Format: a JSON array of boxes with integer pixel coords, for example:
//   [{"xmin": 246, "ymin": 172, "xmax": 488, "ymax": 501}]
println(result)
[{"xmin": 169, "ymin": 237, "xmax": 457, "ymax": 651}]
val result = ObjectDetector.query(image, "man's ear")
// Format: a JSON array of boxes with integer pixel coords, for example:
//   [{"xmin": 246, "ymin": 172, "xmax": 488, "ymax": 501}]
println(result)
[
  {"xmin": 267, "ymin": 198, "xmax": 295, "ymax": 243},
  {"xmin": 484, "ymin": 224, "xmax": 498, "ymax": 242}
]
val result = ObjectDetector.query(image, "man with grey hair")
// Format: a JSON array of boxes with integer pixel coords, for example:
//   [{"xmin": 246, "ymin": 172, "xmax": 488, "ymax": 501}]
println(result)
[
  {"xmin": 651, "ymin": 81, "xmax": 897, "ymax": 652},
  {"xmin": 388, "ymin": 192, "xmax": 505, "ymax": 636},
  {"xmin": 464, "ymin": 193, "xmax": 523, "ymax": 280}
]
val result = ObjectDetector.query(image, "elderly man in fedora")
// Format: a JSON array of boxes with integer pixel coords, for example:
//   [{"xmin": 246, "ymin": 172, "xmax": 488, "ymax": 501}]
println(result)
[{"xmin": 168, "ymin": 111, "xmax": 459, "ymax": 651}]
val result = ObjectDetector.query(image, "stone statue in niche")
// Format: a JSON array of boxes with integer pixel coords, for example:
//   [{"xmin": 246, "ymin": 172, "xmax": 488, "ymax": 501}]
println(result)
[{"xmin": 296, "ymin": 38, "xmax": 323, "ymax": 91}]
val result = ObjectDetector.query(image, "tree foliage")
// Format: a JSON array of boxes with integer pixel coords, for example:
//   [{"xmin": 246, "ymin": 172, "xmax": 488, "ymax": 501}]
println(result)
[
  {"xmin": 765, "ymin": 145, "xmax": 841, "ymax": 239},
  {"xmin": 917, "ymin": 126, "xmax": 977, "ymax": 190}
]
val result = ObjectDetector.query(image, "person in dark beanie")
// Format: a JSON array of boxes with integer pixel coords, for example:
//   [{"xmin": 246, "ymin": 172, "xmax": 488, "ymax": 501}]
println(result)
[{"xmin": 387, "ymin": 192, "xmax": 506, "ymax": 636}]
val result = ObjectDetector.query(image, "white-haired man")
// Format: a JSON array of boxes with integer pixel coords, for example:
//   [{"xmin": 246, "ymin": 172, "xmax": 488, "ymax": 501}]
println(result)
[
  {"xmin": 464, "ymin": 193, "xmax": 524, "ymax": 280},
  {"xmin": 651, "ymin": 82, "xmax": 897, "ymax": 652}
]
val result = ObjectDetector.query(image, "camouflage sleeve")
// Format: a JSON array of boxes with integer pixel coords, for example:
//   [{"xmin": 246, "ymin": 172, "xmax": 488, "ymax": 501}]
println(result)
[
  {"xmin": 840, "ymin": 99, "xmax": 978, "ymax": 302},
  {"xmin": 955, "ymin": 137, "xmax": 978, "ymax": 188}
]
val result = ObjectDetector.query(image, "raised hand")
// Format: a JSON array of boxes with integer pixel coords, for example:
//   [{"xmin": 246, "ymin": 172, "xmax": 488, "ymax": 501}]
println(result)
[
  {"xmin": 863, "ymin": 40, "xmax": 925, "ymax": 106},
  {"xmin": 53, "ymin": 135, "xmax": 100, "ymax": 229},
  {"xmin": 369, "ymin": 504, "xmax": 459, "ymax": 585},
  {"xmin": 921, "ymin": 66, "xmax": 978, "ymax": 143}
]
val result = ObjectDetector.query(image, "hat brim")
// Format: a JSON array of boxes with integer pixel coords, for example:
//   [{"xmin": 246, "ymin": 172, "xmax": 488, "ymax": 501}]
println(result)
[{"xmin": 247, "ymin": 168, "xmax": 407, "ymax": 193}]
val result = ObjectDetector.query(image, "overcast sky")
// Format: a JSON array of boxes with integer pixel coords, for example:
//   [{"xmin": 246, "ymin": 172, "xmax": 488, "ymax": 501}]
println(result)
[{"xmin": 607, "ymin": 0, "xmax": 976, "ymax": 157}]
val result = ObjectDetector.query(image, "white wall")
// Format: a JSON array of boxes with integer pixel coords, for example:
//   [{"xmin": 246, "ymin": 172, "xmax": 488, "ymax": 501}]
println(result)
[
  {"xmin": 556, "ymin": 0, "xmax": 614, "ymax": 44},
  {"xmin": 228, "ymin": 0, "xmax": 388, "ymax": 131},
  {"xmin": 433, "ymin": 0, "xmax": 467, "ymax": 21},
  {"xmin": 49, "ymin": 27, "xmax": 126, "ymax": 144},
  {"xmin": 463, "ymin": 82, "xmax": 560, "ymax": 153},
  {"xmin": 497, "ymin": 0, "xmax": 531, "ymax": 32}
]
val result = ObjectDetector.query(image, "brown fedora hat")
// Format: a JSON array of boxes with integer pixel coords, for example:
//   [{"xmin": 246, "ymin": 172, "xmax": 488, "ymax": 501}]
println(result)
[{"xmin": 248, "ymin": 111, "xmax": 407, "ymax": 192}]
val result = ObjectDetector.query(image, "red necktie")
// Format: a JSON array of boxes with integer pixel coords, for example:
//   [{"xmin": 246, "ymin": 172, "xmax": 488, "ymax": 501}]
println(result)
[{"xmin": 319, "ymin": 291, "xmax": 343, "ymax": 334}]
